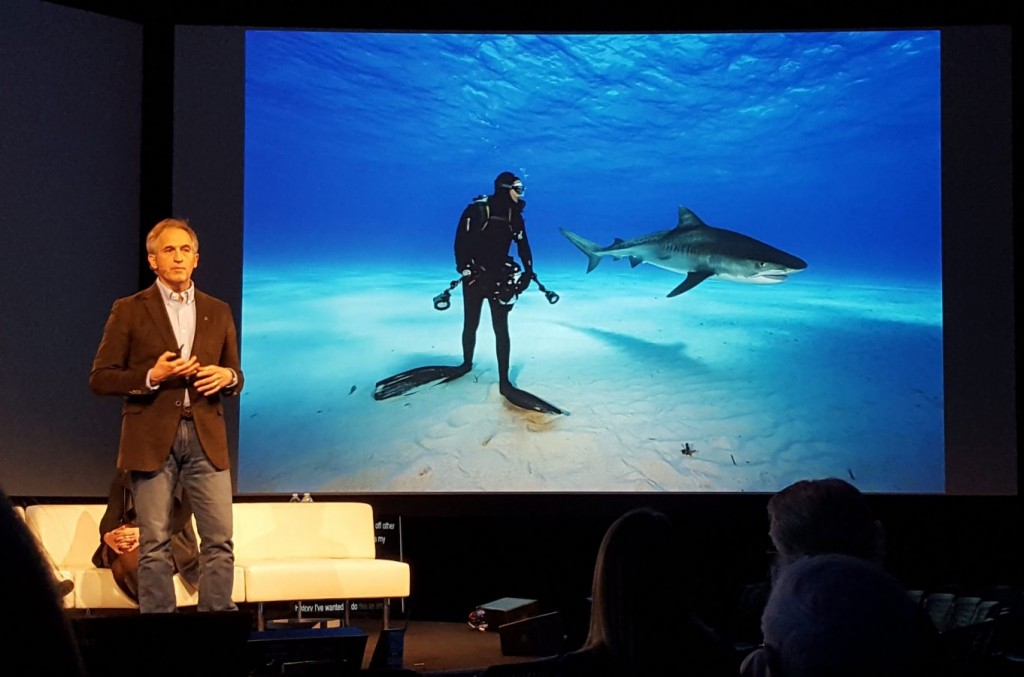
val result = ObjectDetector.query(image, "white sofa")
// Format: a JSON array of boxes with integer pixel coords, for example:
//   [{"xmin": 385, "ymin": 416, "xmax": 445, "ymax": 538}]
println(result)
[
  {"xmin": 231, "ymin": 502, "xmax": 410, "ymax": 628},
  {"xmin": 24, "ymin": 501, "xmax": 410, "ymax": 627}
]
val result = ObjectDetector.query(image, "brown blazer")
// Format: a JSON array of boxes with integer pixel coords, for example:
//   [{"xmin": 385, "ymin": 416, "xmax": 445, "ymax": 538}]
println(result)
[{"xmin": 90, "ymin": 283, "xmax": 243, "ymax": 471}]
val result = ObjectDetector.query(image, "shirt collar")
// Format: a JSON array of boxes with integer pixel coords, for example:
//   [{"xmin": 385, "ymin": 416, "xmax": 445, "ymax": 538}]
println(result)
[{"xmin": 155, "ymin": 279, "xmax": 196, "ymax": 305}]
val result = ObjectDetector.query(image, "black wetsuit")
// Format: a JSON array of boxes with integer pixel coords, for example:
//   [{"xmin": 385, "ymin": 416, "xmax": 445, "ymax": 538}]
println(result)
[
  {"xmin": 373, "ymin": 187, "xmax": 559, "ymax": 413},
  {"xmin": 453, "ymin": 192, "xmax": 534, "ymax": 388}
]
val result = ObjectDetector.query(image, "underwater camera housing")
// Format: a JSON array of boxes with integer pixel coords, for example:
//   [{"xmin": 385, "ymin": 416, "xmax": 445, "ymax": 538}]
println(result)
[{"xmin": 432, "ymin": 264, "xmax": 559, "ymax": 311}]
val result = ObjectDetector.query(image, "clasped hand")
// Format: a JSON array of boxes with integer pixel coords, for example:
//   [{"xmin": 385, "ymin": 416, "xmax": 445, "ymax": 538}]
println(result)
[
  {"xmin": 152, "ymin": 351, "xmax": 233, "ymax": 395},
  {"xmin": 104, "ymin": 524, "xmax": 139, "ymax": 555}
]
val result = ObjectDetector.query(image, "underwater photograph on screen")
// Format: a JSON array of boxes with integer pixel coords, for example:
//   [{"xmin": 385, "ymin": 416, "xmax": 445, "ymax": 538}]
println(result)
[{"xmin": 239, "ymin": 30, "xmax": 943, "ymax": 494}]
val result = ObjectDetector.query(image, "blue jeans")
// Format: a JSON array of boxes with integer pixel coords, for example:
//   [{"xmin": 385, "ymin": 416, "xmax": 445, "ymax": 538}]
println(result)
[{"xmin": 132, "ymin": 419, "xmax": 235, "ymax": 613}]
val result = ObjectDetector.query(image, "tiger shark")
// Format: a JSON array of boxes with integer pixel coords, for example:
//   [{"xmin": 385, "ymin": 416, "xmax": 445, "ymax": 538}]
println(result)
[{"xmin": 560, "ymin": 205, "xmax": 807, "ymax": 297}]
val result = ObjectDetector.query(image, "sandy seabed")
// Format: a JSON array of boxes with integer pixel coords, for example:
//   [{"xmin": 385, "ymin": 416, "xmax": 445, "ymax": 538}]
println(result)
[{"xmin": 237, "ymin": 264, "xmax": 944, "ymax": 495}]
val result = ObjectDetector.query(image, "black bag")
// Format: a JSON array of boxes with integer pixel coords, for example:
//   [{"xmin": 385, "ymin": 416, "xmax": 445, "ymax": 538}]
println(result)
[{"xmin": 368, "ymin": 623, "xmax": 406, "ymax": 671}]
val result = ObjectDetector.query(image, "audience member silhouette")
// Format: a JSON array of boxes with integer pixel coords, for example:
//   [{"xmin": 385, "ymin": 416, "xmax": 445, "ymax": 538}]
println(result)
[
  {"xmin": 735, "ymin": 477, "xmax": 886, "ymax": 644},
  {"xmin": 0, "ymin": 484, "xmax": 86, "ymax": 676},
  {"xmin": 8, "ymin": 497, "xmax": 77, "ymax": 601},
  {"xmin": 740, "ymin": 553, "xmax": 943, "ymax": 677},
  {"xmin": 24, "ymin": 513, "xmax": 77, "ymax": 602},
  {"xmin": 767, "ymin": 477, "xmax": 885, "ymax": 570},
  {"xmin": 557, "ymin": 506, "xmax": 737, "ymax": 676}
]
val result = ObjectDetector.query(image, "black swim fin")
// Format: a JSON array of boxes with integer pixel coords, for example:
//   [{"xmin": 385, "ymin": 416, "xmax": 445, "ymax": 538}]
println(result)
[
  {"xmin": 500, "ymin": 382, "xmax": 563, "ymax": 415},
  {"xmin": 373, "ymin": 364, "xmax": 469, "ymax": 401}
]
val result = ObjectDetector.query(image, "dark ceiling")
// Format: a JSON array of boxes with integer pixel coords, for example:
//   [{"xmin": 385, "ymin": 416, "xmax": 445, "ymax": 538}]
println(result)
[{"xmin": 43, "ymin": 2, "xmax": 1014, "ymax": 31}]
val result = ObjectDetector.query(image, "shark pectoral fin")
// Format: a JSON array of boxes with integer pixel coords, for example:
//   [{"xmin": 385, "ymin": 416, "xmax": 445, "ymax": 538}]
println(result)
[
  {"xmin": 667, "ymin": 272, "xmax": 712, "ymax": 297},
  {"xmin": 628, "ymin": 256, "xmax": 643, "ymax": 268}
]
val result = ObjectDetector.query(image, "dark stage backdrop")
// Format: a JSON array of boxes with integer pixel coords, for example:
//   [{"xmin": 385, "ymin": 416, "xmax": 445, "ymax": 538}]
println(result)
[
  {"xmin": 2, "ymin": 0, "xmax": 144, "ymax": 496},
  {"xmin": 1, "ymin": 1, "xmax": 1016, "ymax": 501}
]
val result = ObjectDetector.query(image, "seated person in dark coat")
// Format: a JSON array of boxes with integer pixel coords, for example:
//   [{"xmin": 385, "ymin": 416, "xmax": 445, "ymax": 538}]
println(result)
[
  {"xmin": 92, "ymin": 469, "xmax": 200, "ymax": 602},
  {"xmin": 740, "ymin": 553, "xmax": 944, "ymax": 677}
]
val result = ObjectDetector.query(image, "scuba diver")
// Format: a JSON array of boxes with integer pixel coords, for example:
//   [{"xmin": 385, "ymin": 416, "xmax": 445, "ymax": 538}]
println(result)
[{"xmin": 374, "ymin": 171, "xmax": 561, "ymax": 414}]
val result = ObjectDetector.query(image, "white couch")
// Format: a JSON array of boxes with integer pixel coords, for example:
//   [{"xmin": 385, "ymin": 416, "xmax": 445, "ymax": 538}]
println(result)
[
  {"xmin": 24, "ymin": 501, "xmax": 410, "ymax": 627},
  {"xmin": 231, "ymin": 502, "xmax": 410, "ymax": 628}
]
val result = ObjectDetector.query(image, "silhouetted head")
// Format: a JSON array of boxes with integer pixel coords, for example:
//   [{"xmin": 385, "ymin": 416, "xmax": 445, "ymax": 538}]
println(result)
[
  {"xmin": 586, "ymin": 507, "xmax": 689, "ymax": 665},
  {"xmin": 760, "ymin": 553, "xmax": 937, "ymax": 677},
  {"xmin": 767, "ymin": 477, "xmax": 885, "ymax": 566}
]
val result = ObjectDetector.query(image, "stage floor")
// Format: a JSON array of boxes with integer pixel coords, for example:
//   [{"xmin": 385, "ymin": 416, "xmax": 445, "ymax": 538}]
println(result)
[
  {"xmin": 70, "ymin": 611, "xmax": 552, "ymax": 677},
  {"xmin": 69, "ymin": 607, "xmax": 564, "ymax": 677},
  {"xmin": 359, "ymin": 620, "xmax": 542, "ymax": 675}
]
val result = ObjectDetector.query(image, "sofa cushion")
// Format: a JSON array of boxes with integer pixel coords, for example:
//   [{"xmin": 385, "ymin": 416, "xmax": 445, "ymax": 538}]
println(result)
[
  {"xmin": 24, "ymin": 503, "xmax": 244, "ymax": 609},
  {"xmin": 232, "ymin": 502, "xmax": 379, "ymax": 560},
  {"xmin": 24, "ymin": 504, "xmax": 106, "ymax": 569},
  {"xmin": 242, "ymin": 558, "xmax": 411, "ymax": 602},
  {"xmin": 232, "ymin": 502, "xmax": 410, "ymax": 604}
]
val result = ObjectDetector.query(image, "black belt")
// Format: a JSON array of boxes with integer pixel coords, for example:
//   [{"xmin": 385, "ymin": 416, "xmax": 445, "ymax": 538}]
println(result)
[{"xmin": 181, "ymin": 406, "xmax": 194, "ymax": 420}]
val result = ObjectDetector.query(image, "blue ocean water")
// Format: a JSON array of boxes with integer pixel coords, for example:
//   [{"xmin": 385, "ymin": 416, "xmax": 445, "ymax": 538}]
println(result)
[
  {"xmin": 238, "ymin": 30, "xmax": 944, "ymax": 494},
  {"xmin": 244, "ymin": 30, "xmax": 941, "ymax": 283}
]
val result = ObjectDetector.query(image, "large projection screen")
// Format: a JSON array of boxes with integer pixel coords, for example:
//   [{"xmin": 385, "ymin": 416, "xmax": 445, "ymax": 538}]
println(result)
[{"xmin": 236, "ymin": 29, "xmax": 954, "ymax": 494}]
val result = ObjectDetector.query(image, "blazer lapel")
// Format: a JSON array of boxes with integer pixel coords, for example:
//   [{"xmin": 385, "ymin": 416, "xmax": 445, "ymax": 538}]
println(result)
[{"xmin": 142, "ymin": 283, "xmax": 179, "ymax": 352}]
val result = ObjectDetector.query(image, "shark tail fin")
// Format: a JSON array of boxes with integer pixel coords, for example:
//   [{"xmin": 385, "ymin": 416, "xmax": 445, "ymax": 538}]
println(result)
[{"xmin": 560, "ymin": 228, "xmax": 602, "ymax": 273}]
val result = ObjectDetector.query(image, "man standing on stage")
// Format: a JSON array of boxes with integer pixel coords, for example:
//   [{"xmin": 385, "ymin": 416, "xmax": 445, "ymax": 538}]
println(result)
[{"xmin": 90, "ymin": 218, "xmax": 242, "ymax": 613}]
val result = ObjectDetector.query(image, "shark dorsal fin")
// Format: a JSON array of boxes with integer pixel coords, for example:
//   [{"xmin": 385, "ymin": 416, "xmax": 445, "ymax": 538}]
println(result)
[{"xmin": 675, "ymin": 205, "xmax": 707, "ymax": 231}]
